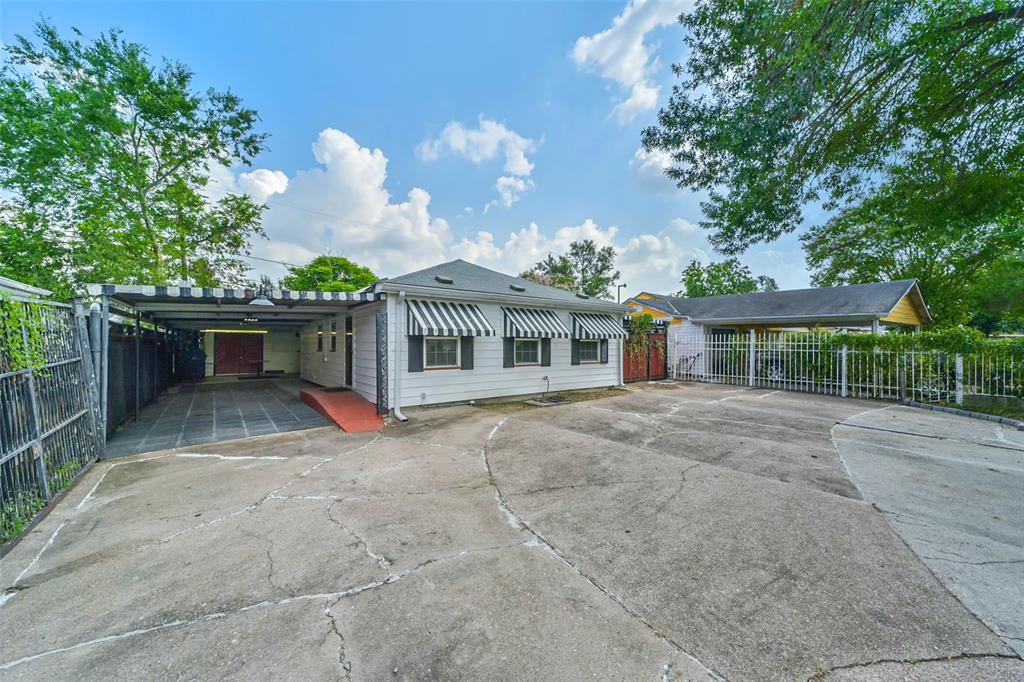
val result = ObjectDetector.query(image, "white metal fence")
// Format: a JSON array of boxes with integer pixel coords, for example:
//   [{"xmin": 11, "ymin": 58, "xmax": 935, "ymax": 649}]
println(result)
[{"xmin": 669, "ymin": 331, "xmax": 1023, "ymax": 405}]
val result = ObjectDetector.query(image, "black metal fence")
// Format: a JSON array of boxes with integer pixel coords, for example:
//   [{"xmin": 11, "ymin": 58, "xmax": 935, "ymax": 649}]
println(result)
[
  {"xmin": 1, "ymin": 298, "xmax": 104, "ymax": 543},
  {"xmin": 104, "ymin": 320, "xmax": 176, "ymax": 436}
]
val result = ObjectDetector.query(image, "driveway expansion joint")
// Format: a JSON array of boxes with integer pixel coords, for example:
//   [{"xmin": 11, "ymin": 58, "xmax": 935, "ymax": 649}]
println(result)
[{"xmin": 809, "ymin": 651, "xmax": 1024, "ymax": 679}]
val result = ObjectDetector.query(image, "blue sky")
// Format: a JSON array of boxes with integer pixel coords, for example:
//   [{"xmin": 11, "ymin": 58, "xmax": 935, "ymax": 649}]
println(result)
[{"xmin": 1, "ymin": 0, "xmax": 812, "ymax": 295}]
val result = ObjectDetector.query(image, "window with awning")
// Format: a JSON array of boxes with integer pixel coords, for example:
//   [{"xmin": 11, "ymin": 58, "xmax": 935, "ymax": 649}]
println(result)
[
  {"xmin": 407, "ymin": 299, "xmax": 494, "ymax": 337},
  {"xmin": 571, "ymin": 312, "xmax": 628, "ymax": 339},
  {"xmin": 501, "ymin": 307, "xmax": 571, "ymax": 339}
]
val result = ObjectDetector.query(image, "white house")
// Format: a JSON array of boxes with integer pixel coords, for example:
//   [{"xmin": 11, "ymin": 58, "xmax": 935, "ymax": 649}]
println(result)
[{"xmin": 299, "ymin": 259, "xmax": 629, "ymax": 415}]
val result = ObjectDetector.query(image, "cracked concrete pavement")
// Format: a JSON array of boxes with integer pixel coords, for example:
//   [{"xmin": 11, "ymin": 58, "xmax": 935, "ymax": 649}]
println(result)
[{"xmin": 0, "ymin": 383, "xmax": 1021, "ymax": 680}]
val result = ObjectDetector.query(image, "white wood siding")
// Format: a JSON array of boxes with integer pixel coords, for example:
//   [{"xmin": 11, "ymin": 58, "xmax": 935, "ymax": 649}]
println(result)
[
  {"xmin": 351, "ymin": 304, "xmax": 380, "ymax": 403},
  {"xmin": 299, "ymin": 316, "xmax": 346, "ymax": 387},
  {"xmin": 394, "ymin": 298, "xmax": 621, "ymax": 408}
]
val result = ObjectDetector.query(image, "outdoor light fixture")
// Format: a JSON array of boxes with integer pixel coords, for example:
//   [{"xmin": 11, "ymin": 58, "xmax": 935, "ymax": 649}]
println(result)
[{"xmin": 248, "ymin": 284, "xmax": 276, "ymax": 305}]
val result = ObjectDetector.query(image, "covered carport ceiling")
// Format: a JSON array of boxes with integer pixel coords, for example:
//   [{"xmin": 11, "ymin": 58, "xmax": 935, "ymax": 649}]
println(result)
[{"xmin": 85, "ymin": 284, "xmax": 380, "ymax": 330}]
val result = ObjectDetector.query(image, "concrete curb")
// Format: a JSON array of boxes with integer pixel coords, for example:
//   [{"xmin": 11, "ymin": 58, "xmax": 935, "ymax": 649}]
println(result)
[{"xmin": 902, "ymin": 400, "xmax": 1024, "ymax": 431}]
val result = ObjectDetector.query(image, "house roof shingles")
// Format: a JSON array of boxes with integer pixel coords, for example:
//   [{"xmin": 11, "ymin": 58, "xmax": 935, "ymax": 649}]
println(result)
[
  {"xmin": 632, "ymin": 280, "xmax": 927, "ymax": 324},
  {"xmin": 376, "ymin": 259, "xmax": 628, "ymax": 311}
]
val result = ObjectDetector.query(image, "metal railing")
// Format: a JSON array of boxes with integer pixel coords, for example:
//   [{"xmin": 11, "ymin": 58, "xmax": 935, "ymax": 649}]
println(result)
[
  {"xmin": 670, "ymin": 331, "xmax": 1023, "ymax": 405},
  {"xmin": 1, "ymin": 297, "xmax": 104, "ymax": 543}
]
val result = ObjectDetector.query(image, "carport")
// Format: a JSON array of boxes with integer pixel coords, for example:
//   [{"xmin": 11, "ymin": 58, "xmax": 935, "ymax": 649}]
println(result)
[{"xmin": 86, "ymin": 284, "xmax": 384, "ymax": 456}]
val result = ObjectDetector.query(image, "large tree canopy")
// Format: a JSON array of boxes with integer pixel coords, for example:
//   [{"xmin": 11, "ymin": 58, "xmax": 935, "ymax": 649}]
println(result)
[
  {"xmin": 643, "ymin": 1, "xmax": 1024, "ymax": 254},
  {"xmin": 0, "ymin": 21, "xmax": 268, "ymax": 294},
  {"xmin": 520, "ymin": 239, "xmax": 621, "ymax": 299},
  {"xmin": 679, "ymin": 258, "xmax": 778, "ymax": 298},
  {"xmin": 280, "ymin": 255, "xmax": 378, "ymax": 292}
]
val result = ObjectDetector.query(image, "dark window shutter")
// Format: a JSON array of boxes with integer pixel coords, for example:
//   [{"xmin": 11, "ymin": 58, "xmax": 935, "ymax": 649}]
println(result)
[
  {"xmin": 460, "ymin": 336, "xmax": 474, "ymax": 370},
  {"xmin": 503, "ymin": 337, "xmax": 514, "ymax": 368},
  {"xmin": 571, "ymin": 339, "xmax": 580, "ymax": 366},
  {"xmin": 599, "ymin": 339, "xmax": 609, "ymax": 364},
  {"xmin": 408, "ymin": 335, "xmax": 424, "ymax": 372},
  {"xmin": 541, "ymin": 338, "xmax": 551, "ymax": 367}
]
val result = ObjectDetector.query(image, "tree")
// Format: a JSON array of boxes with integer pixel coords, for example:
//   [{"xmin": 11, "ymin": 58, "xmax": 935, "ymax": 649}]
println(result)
[
  {"xmin": 0, "ymin": 21, "xmax": 268, "ymax": 293},
  {"xmin": 642, "ymin": 1, "xmax": 1024, "ymax": 254},
  {"xmin": 280, "ymin": 256, "xmax": 377, "ymax": 292},
  {"xmin": 679, "ymin": 258, "xmax": 778, "ymax": 297},
  {"xmin": 801, "ymin": 162, "xmax": 1024, "ymax": 326},
  {"xmin": 520, "ymin": 240, "xmax": 621, "ymax": 298}
]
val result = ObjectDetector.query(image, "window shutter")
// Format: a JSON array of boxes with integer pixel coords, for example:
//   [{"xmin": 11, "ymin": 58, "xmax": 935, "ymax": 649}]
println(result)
[
  {"xmin": 503, "ymin": 337, "xmax": 514, "ymax": 368},
  {"xmin": 599, "ymin": 339, "xmax": 609, "ymax": 364},
  {"xmin": 541, "ymin": 338, "xmax": 551, "ymax": 367},
  {"xmin": 408, "ymin": 335, "xmax": 424, "ymax": 372},
  {"xmin": 571, "ymin": 339, "xmax": 580, "ymax": 366},
  {"xmin": 460, "ymin": 336, "xmax": 474, "ymax": 370}
]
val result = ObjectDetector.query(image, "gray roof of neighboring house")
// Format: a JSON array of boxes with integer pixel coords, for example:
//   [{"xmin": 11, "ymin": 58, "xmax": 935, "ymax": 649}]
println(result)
[
  {"xmin": 630, "ymin": 280, "xmax": 930, "ymax": 324},
  {"xmin": 375, "ymin": 259, "xmax": 628, "ymax": 311}
]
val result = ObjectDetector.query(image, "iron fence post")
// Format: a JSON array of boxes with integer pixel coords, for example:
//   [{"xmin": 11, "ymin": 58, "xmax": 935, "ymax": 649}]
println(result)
[
  {"xmin": 21, "ymin": 320, "xmax": 50, "ymax": 501},
  {"xmin": 134, "ymin": 311, "xmax": 141, "ymax": 421},
  {"xmin": 841, "ymin": 345, "xmax": 848, "ymax": 398},
  {"xmin": 100, "ymin": 295, "xmax": 110, "ymax": 440},
  {"xmin": 74, "ymin": 299, "xmax": 103, "ymax": 452},
  {"xmin": 955, "ymin": 354, "xmax": 964, "ymax": 405},
  {"xmin": 748, "ymin": 329, "xmax": 755, "ymax": 387}
]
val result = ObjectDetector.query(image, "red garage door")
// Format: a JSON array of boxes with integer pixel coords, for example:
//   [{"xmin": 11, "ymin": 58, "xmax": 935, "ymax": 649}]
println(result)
[{"xmin": 214, "ymin": 333, "xmax": 264, "ymax": 375}]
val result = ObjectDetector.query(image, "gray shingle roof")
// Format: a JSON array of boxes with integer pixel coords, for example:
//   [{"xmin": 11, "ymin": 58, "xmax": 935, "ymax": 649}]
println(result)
[
  {"xmin": 376, "ymin": 259, "xmax": 627, "ymax": 311},
  {"xmin": 631, "ymin": 280, "xmax": 927, "ymax": 323}
]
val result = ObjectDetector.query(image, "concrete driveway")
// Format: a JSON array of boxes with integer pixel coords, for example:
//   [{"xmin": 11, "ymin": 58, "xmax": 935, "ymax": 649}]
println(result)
[{"xmin": 0, "ymin": 383, "xmax": 1021, "ymax": 680}]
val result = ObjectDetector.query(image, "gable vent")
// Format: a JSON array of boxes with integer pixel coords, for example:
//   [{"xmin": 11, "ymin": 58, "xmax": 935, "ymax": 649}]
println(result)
[
  {"xmin": 509, "ymin": 284, "xmax": 526, "ymax": 292},
  {"xmin": 434, "ymin": 275, "xmax": 454, "ymax": 284}
]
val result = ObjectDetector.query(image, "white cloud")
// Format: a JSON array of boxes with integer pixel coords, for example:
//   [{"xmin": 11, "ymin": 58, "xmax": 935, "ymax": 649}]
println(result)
[
  {"xmin": 630, "ymin": 146, "xmax": 676, "ymax": 191},
  {"xmin": 222, "ymin": 128, "xmax": 451, "ymax": 280},
  {"xmin": 237, "ymin": 169, "xmax": 289, "ymax": 204},
  {"xmin": 417, "ymin": 116, "xmax": 536, "ymax": 209},
  {"xmin": 572, "ymin": 0, "xmax": 688, "ymax": 125},
  {"xmin": 451, "ymin": 216, "xmax": 708, "ymax": 296}
]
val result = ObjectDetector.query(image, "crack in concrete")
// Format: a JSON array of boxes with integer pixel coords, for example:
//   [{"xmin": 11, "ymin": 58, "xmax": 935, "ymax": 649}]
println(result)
[
  {"xmin": 323, "ymin": 602, "xmax": 352, "ymax": 681},
  {"xmin": 325, "ymin": 500, "xmax": 394, "ymax": 581},
  {"xmin": 481, "ymin": 416, "xmax": 722, "ymax": 681},
  {"xmin": 809, "ymin": 651, "xmax": 1024, "ymax": 679},
  {"xmin": 921, "ymin": 556, "xmax": 1024, "ymax": 567},
  {"xmin": 0, "ymin": 542, "xmax": 525, "ymax": 672}
]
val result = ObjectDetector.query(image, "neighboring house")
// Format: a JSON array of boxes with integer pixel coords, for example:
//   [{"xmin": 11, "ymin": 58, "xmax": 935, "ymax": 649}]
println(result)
[
  {"xmin": 89, "ymin": 259, "xmax": 629, "ymax": 419},
  {"xmin": 626, "ymin": 279, "xmax": 931, "ymax": 378}
]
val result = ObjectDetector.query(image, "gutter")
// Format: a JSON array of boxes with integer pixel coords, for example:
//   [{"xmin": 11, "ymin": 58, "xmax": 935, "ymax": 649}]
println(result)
[{"xmin": 393, "ymin": 291, "xmax": 408, "ymax": 422}]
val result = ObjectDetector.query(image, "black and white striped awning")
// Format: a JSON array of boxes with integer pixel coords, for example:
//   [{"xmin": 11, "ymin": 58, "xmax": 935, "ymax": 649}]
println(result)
[
  {"xmin": 571, "ymin": 312, "xmax": 628, "ymax": 339},
  {"xmin": 407, "ymin": 299, "xmax": 495, "ymax": 336},
  {"xmin": 501, "ymin": 307, "xmax": 571, "ymax": 339}
]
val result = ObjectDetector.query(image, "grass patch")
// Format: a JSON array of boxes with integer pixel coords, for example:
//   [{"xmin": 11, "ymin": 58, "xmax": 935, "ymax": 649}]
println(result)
[
  {"xmin": 479, "ymin": 387, "xmax": 629, "ymax": 413},
  {"xmin": 937, "ymin": 400, "xmax": 1024, "ymax": 421}
]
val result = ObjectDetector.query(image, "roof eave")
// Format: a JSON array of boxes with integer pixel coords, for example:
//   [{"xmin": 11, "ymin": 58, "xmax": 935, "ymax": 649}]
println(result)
[{"xmin": 690, "ymin": 312, "xmax": 891, "ymax": 325}]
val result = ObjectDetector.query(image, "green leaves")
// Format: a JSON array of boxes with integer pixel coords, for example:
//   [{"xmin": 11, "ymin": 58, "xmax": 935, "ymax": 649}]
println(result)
[
  {"xmin": 520, "ymin": 239, "xmax": 621, "ymax": 299},
  {"xmin": 679, "ymin": 258, "xmax": 778, "ymax": 297},
  {"xmin": 280, "ymin": 256, "xmax": 378, "ymax": 292},
  {"xmin": 0, "ymin": 20, "xmax": 269, "ymax": 294}
]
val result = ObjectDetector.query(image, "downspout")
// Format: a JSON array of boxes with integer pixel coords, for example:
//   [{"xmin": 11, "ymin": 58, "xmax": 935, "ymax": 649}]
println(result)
[{"xmin": 393, "ymin": 291, "xmax": 408, "ymax": 422}]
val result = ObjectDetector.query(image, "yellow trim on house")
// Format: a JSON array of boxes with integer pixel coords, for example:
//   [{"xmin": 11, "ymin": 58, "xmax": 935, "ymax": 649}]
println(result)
[
  {"xmin": 880, "ymin": 292, "xmax": 924, "ymax": 326},
  {"xmin": 629, "ymin": 303, "xmax": 683, "ymax": 325},
  {"xmin": 634, "ymin": 292, "xmax": 657, "ymax": 300}
]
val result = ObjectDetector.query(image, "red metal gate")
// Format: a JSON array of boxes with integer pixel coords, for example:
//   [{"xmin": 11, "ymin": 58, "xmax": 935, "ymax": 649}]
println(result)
[{"xmin": 623, "ymin": 332, "xmax": 667, "ymax": 383}]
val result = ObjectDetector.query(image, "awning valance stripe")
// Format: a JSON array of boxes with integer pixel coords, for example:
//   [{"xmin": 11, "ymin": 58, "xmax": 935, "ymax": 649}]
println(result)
[
  {"xmin": 501, "ymin": 307, "xmax": 571, "ymax": 339},
  {"xmin": 85, "ymin": 284, "xmax": 378, "ymax": 302},
  {"xmin": 407, "ymin": 299, "xmax": 494, "ymax": 337},
  {"xmin": 571, "ymin": 313, "xmax": 627, "ymax": 339}
]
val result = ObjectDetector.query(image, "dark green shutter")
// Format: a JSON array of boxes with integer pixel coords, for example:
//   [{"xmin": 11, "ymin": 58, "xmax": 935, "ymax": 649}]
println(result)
[
  {"xmin": 503, "ymin": 337, "xmax": 514, "ymax": 368},
  {"xmin": 599, "ymin": 339, "xmax": 609, "ymax": 364},
  {"xmin": 460, "ymin": 336, "xmax": 474, "ymax": 370},
  {"xmin": 571, "ymin": 339, "xmax": 580, "ymax": 366},
  {"xmin": 541, "ymin": 338, "xmax": 551, "ymax": 367},
  {"xmin": 408, "ymin": 335, "xmax": 424, "ymax": 372}
]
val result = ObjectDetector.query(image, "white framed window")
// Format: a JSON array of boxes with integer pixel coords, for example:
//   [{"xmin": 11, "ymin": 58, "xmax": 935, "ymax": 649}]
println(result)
[
  {"xmin": 578, "ymin": 339, "xmax": 599, "ymax": 363},
  {"xmin": 514, "ymin": 338, "xmax": 540, "ymax": 365},
  {"xmin": 424, "ymin": 336, "xmax": 460, "ymax": 369}
]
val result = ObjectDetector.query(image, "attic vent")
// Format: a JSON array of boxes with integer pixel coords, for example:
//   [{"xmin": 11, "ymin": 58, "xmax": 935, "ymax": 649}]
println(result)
[
  {"xmin": 435, "ymin": 275, "xmax": 454, "ymax": 284},
  {"xmin": 509, "ymin": 284, "xmax": 526, "ymax": 292},
  {"xmin": 575, "ymin": 293, "xmax": 590, "ymax": 299}
]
